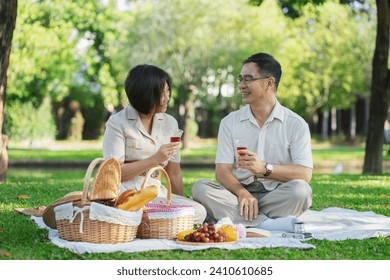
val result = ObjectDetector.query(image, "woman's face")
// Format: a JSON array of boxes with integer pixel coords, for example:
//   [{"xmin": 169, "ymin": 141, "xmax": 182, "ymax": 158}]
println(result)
[{"xmin": 158, "ymin": 82, "xmax": 170, "ymax": 113}]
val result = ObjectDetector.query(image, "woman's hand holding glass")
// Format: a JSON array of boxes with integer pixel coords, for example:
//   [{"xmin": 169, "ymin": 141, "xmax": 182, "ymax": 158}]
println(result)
[
  {"xmin": 154, "ymin": 142, "xmax": 181, "ymax": 164},
  {"xmin": 170, "ymin": 129, "xmax": 183, "ymax": 160}
]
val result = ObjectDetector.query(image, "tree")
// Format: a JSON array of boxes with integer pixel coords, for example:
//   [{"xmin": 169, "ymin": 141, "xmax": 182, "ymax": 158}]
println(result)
[
  {"xmin": 7, "ymin": 0, "xmax": 122, "ymax": 140},
  {"xmin": 278, "ymin": 1, "xmax": 373, "ymax": 138},
  {"xmin": 0, "ymin": 0, "xmax": 18, "ymax": 182},
  {"xmin": 249, "ymin": 0, "xmax": 326, "ymax": 18},
  {"xmin": 363, "ymin": 0, "xmax": 389, "ymax": 174},
  {"xmin": 251, "ymin": 0, "xmax": 389, "ymax": 174}
]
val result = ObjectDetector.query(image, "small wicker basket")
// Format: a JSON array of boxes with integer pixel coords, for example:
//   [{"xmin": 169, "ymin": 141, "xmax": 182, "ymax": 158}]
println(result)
[
  {"xmin": 55, "ymin": 158, "xmax": 142, "ymax": 244},
  {"xmin": 136, "ymin": 166, "xmax": 195, "ymax": 240}
]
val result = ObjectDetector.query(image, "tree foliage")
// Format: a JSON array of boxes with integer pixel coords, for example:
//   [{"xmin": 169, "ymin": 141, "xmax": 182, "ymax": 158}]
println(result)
[
  {"xmin": 278, "ymin": 1, "xmax": 373, "ymax": 118},
  {"xmin": 249, "ymin": 0, "xmax": 326, "ymax": 18},
  {"xmin": 3, "ymin": 0, "xmax": 377, "ymax": 149},
  {"xmin": 7, "ymin": 0, "xmax": 122, "ymax": 139},
  {"xmin": 250, "ymin": 0, "xmax": 389, "ymax": 174}
]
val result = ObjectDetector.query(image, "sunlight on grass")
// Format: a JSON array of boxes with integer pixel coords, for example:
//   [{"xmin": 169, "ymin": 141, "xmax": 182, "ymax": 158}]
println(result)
[
  {"xmin": 9, "ymin": 148, "xmax": 102, "ymax": 160},
  {"xmin": 8, "ymin": 142, "xmax": 390, "ymax": 164},
  {"xmin": 1, "ymin": 170, "xmax": 389, "ymax": 260}
]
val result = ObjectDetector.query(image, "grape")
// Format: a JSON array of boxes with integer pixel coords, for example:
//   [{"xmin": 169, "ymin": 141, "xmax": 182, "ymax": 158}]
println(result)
[
  {"xmin": 183, "ymin": 222, "xmax": 228, "ymax": 243},
  {"xmin": 202, "ymin": 237, "xmax": 210, "ymax": 243}
]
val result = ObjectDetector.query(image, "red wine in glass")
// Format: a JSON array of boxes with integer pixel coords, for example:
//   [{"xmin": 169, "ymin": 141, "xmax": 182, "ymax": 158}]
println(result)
[
  {"xmin": 237, "ymin": 146, "xmax": 247, "ymax": 156},
  {"xmin": 170, "ymin": 129, "xmax": 183, "ymax": 160},
  {"xmin": 170, "ymin": 136, "xmax": 181, "ymax": 142},
  {"xmin": 235, "ymin": 139, "xmax": 247, "ymax": 170}
]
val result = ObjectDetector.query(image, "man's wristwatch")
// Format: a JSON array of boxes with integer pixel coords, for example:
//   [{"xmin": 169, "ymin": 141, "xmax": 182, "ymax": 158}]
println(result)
[{"xmin": 263, "ymin": 163, "xmax": 274, "ymax": 177}]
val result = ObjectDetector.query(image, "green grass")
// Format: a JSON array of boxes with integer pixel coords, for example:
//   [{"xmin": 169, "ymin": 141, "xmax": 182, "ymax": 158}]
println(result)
[
  {"xmin": 8, "ymin": 149, "xmax": 103, "ymax": 160},
  {"xmin": 8, "ymin": 144, "xmax": 390, "ymax": 162},
  {"xmin": 1, "ymin": 141, "xmax": 389, "ymax": 259},
  {"xmin": 312, "ymin": 146, "xmax": 390, "ymax": 161},
  {"xmin": 0, "ymin": 169, "xmax": 389, "ymax": 260}
]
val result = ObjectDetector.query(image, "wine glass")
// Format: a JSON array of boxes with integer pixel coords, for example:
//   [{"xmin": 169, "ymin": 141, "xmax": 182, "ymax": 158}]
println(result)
[
  {"xmin": 170, "ymin": 129, "xmax": 183, "ymax": 160},
  {"xmin": 235, "ymin": 139, "xmax": 247, "ymax": 170}
]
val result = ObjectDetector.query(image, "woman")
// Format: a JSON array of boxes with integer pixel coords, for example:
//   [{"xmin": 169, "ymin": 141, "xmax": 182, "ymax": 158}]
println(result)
[{"xmin": 103, "ymin": 64, "xmax": 206, "ymax": 224}]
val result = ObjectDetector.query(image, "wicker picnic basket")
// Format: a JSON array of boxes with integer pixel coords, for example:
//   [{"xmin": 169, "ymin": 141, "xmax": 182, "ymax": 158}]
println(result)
[
  {"xmin": 54, "ymin": 158, "xmax": 142, "ymax": 244},
  {"xmin": 136, "ymin": 166, "xmax": 195, "ymax": 240}
]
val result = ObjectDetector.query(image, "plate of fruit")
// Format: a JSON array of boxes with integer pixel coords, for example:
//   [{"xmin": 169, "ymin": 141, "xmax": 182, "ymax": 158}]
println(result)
[{"xmin": 176, "ymin": 222, "xmax": 238, "ymax": 245}]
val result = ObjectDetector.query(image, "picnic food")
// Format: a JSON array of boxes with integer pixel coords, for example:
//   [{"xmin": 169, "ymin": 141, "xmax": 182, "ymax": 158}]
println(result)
[
  {"xmin": 183, "ymin": 222, "xmax": 228, "ymax": 243},
  {"xmin": 214, "ymin": 216, "xmax": 245, "ymax": 240},
  {"xmin": 219, "ymin": 225, "xmax": 238, "ymax": 241},
  {"xmin": 89, "ymin": 157, "xmax": 121, "ymax": 201},
  {"xmin": 177, "ymin": 229, "xmax": 196, "ymax": 241},
  {"xmin": 115, "ymin": 186, "xmax": 158, "ymax": 211}
]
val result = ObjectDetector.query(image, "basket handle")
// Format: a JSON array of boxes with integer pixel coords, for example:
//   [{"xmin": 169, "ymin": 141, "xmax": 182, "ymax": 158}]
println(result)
[
  {"xmin": 140, "ymin": 166, "xmax": 171, "ymax": 207},
  {"xmin": 82, "ymin": 158, "xmax": 106, "ymax": 205}
]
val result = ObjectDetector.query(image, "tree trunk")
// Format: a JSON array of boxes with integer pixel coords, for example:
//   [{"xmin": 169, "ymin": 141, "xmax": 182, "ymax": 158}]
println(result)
[
  {"xmin": 321, "ymin": 110, "xmax": 329, "ymax": 140},
  {"xmin": 183, "ymin": 95, "xmax": 193, "ymax": 150},
  {"xmin": 0, "ymin": 0, "xmax": 18, "ymax": 182},
  {"xmin": 350, "ymin": 104, "xmax": 356, "ymax": 139},
  {"xmin": 363, "ymin": 0, "xmax": 390, "ymax": 174},
  {"xmin": 331, "ymin": 107, "xmax": 337, "ymax": 135}
]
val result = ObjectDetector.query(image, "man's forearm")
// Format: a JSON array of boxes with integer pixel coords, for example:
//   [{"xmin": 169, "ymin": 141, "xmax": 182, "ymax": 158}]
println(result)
[
  {"xmin": 263, "ymin": 164, "xmax": 312, "ymax": 183},
  {"xmin": 216, "ymin": 166, "xmax": 246, "ymax": 197}
]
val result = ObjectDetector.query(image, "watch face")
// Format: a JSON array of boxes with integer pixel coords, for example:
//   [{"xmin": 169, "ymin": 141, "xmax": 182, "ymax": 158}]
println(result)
[{"xmin": 264, "ymin": 163, "xmax": 273, "ymax": 177}]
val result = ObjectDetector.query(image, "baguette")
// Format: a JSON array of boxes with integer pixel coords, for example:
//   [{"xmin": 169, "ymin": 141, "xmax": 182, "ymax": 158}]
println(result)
[
  {"xmin": 115, "ymin": 186, "xmax": 158, "ymax": 211},
  {"xmin": 90, "ymin": 158, "xmax": 121, "ymax": 201}
]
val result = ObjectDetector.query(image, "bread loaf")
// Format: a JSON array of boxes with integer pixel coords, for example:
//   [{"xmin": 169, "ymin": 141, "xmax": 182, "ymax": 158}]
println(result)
[
  {"xmin": 90, "ymin": 158, "xmax": 121, "ymax": 201},
  {"xmin": 115, "ymin": 186, "xmax": 158, "ymax": 211}
]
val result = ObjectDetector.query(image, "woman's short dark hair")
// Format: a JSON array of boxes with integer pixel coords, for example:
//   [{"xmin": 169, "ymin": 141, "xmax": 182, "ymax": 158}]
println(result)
[
  {"xmin": 243, "ymin": 53, "xmax": 282, "ymax": 89},
  {"xmin": 124, "ymin": 64, "xmax": 172, "ymax": 114}
]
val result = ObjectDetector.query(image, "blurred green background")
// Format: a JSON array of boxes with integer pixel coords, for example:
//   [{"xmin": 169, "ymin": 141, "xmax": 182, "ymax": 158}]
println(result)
[{"xmin": 6, "ymin": 0, "xmax": 378, "ymax": 147}]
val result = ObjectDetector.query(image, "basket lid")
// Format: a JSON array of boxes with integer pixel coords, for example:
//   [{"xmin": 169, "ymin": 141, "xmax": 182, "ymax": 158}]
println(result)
[
  {"xmin": 54, "ymin": 202, "xmax": 143, "ymax": 227},
  {"xmin": 42, "ymin": 191, "xmax": 83, "ymax": 229}
]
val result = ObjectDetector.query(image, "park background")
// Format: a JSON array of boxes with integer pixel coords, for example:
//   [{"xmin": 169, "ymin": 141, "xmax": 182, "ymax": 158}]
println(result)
[
  {"xmin": 2, "ymin": 0, "xmax": 389, "ymax": 168},
  {"xmin": 0, "ymin": 0, "xmax": 389, "ymax": 261}
]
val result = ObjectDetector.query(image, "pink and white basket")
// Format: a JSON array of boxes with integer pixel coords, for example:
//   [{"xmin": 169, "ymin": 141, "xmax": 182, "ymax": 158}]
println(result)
[{"xmin": 136, "ymin": 167, "xmax": 195, "ymax": 240}]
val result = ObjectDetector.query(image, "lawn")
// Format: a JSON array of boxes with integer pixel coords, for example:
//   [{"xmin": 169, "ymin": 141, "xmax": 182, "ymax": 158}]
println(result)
[
  {"xmin": 7, "ymin": 140, "xmax": 390, "ymax": 163},
  {"xmin": 0, "ymin": 167, "xmax": 389, "ymax": 260},
  {"xmin": 1, "ymin": 141, "xmax": 389, "ymax": 260}
]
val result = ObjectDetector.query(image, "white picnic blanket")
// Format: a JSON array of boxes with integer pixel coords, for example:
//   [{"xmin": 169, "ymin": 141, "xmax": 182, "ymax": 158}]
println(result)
[{"xmin": 31, "ymin": 207, "xmax": 390, "ymax": 254}]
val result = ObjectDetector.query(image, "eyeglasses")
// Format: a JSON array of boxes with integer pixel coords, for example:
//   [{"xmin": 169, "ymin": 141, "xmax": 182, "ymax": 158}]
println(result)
[{"xmin": 236, "ymin": 76, "xmax": 269, "ymax": 85}]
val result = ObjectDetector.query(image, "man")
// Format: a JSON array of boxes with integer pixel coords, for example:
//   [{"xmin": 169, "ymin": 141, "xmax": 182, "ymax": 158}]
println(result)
[{"xmin": 192, "ymin": 53, "xmax": 313, "ymax": 231}]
